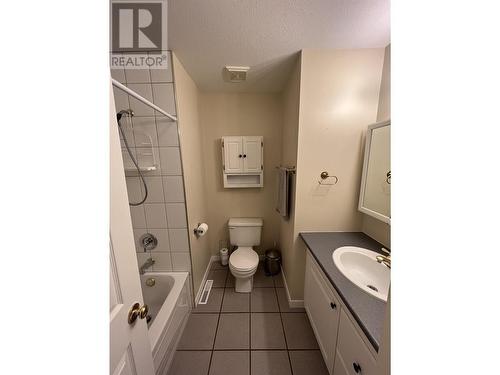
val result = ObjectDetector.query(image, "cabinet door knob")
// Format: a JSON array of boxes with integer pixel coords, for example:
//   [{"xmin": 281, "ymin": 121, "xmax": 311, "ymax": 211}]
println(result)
[
  {"xmin": 353, "ymin": 362, "xmax": 362, "ymax": 373},
  {"xmin": 330, "ymin": 302, "xmax": 337, "ymax": 310},
  {"xmin": 243, "ymin": 154, "xmax": 247, "ymax": 158},
  {"xmin": 239, "ymin": 154, "xmax": 242, "ymax": 158}
]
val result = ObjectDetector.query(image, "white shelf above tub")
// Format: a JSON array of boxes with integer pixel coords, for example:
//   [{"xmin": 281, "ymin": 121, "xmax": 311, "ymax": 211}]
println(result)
[{"xmin": 125, "ymin": 165, "xmax": 157, "ymax": 173}]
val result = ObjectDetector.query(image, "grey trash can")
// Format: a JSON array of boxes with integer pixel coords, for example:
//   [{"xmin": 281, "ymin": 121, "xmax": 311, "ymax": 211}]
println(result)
[{"xmin": 264, "ymin": 249, "xmax": 281, "ymax": 276}]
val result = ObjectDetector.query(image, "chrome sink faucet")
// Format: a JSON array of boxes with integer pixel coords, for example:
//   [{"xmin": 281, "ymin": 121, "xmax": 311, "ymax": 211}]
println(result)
[
  {"xmin": 139, "ymin": 257, "xmax": 155, "ymax": 275},
  {"xmin": 376, "ymin": 247, "xmax": 391, "ymax": 269}
]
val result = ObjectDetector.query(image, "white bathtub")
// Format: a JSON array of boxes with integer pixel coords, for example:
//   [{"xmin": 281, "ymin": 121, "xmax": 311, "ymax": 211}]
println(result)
[{"xmin": 140, "ymin": 272, "xmax": 191, "ymax": 375}]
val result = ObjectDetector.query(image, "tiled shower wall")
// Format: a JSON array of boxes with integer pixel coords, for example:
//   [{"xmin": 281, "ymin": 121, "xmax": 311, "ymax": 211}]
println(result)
[{"xmin": 112, "ymin": 51, "xmax": 192, "ymax": 274}]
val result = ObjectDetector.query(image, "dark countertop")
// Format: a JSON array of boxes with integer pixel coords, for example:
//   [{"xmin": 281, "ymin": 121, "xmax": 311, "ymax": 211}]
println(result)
[{"xmin": 299, "ymin": 232, "xmax": 389, "ymax": 352}]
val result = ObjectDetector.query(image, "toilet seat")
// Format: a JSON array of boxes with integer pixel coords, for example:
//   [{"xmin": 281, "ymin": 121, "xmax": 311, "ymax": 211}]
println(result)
[{"xmin": 229, "ymin": 247, "xmax": 259, "ymax": 272}]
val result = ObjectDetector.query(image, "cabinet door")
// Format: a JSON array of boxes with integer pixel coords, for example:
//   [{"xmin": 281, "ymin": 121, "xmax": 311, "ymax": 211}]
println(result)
[
  {"xmin": 336, "ymin": 309, "xmax": 376, "ymax": 375},
  {"xmin": 333, "ymin": 351, "xmax": 350, "ymax": 375},
  {"xmin": 305, "ymin": 252, "xmax": 340, "ymax": 374},
  {"xmin": 223, "ymin": 136, "xmax": 244, "ymax": 173},
  {"xmin": 242, "ymin": 136, "xmax": 262, "ymax": 173}
]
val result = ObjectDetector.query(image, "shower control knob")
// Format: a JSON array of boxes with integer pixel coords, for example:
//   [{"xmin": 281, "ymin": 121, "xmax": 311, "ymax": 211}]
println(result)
[{"xmin": 140, "ymin": 233, "xmax": 158, "ymax": 252}]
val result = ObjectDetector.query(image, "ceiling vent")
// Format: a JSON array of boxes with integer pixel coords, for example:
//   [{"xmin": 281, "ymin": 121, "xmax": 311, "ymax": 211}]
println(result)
[{"xmin": 224, "ymin": 66, "xmax": 250, "ymax": 82}]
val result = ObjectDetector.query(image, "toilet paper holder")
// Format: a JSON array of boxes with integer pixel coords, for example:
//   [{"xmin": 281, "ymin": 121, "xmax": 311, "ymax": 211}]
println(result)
[{"xmin": 193, "ymin": 223, "xmax": 208, "ymax": 237}]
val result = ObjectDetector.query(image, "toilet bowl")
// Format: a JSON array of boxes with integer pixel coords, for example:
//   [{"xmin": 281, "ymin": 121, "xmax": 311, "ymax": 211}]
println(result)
[
  {"xmin": 228, "ymin": 217, "xmax": 263, "ymax": 293},
  {"xmin": 229, "ymin": 247, "xmax": 259, "ymax": 293}
]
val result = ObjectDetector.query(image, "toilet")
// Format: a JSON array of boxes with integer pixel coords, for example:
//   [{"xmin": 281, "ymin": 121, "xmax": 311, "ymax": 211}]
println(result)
[{"xmin": 228, "ymin": 217, "xmax": 263, "ymax": 293}]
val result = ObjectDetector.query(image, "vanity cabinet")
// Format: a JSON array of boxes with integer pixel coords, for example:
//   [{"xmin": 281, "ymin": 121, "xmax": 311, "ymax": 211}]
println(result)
[
  {"xmin": 304, "ymin": 251, "xmax": 377, "ymax": 375},
  {"xmin": 304, "ymin": 252, "xmax": 341, "ymax": 373},
  {"xmin": 335, "ymin": 309, "xmax": 377, "ymax": 375}
]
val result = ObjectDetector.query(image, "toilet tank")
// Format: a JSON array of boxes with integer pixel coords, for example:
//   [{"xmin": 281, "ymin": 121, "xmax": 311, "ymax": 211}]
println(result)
[{"xmin": 228, "ymin": 217, "xmax": 263, "ymax": 247}]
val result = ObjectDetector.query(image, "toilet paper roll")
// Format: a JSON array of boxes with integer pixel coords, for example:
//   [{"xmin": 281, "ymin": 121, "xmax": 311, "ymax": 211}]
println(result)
[{"xmin": 195, "ymin": 223, "xmax": 208, "ymax": 237}]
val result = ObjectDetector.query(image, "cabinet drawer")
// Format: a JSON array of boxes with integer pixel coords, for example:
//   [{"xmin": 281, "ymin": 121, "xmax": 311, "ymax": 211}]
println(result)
[{"xmin": 337, "ymin": 309, "xmax": 376, "ymax": 375}]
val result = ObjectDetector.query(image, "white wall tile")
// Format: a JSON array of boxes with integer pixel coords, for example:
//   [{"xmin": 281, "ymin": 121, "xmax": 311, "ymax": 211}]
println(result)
[
  {"xmin": 130, "ymin": 205, "xmax": 146, "ymax": 228},
  {"xmin": 152, "ymin": 83, "xmax": 176, "ymax": 116},
  {"xmin": 166, "ymin": 203, "xmax": 187, "ymax": 228},
  {"xmin": 152, "ymin": 252, "xmax": 172, "ymax": 271},
  {"xmin": 127, "ymin": 83, "xmax": 154, "ymax": 116},
  {"xmin": 168, "ymin": 229, "xmax": 190, "ymax": 252},
  {"xmin": 147, "ymin": 228, "xmax": 170, "ymax": 252},
  {"xmin": 163, "ymin": 176, "xmax": 185, "ymax": 202},
  {"xmin": 119, "ymin": 116, "xmax": 135, "ymax": 148},
  {"xmin": 144, "ymin": 203, "xmax": 167, "ymax": 228},
  {"xmin": 132, "ymin": 117, "xmax": 158, "ymax": 147},
  {"xmin": 157, "ymin": 119, "xmax": 179, "ymax": 147},
  {"xmin": 137, "ymin": 252, "xmax": 152, "ymax": 272},
  {"xmin": 133, "ymin": 229, "xmax": 146, "ymax": 252},
  {"xmin": 150, "ymin": 51, "xmax": 173, "ymax": 83},
  {"xmin": 113, "ymin": 87, "xmax": 130, "ymax": 112},
  {"xmin": 143, "ymin": 176, "xmax": 165, "ymax": 203},
  {"xmin": 159, "ymin": 147, "xmax": 182, "ymax": 175},
  {"xmin": 111, "ymin": 68, "xmax": 126, "ymax": 83},
  {"xmin": 125, "ymin": 68, "xmax": 151, "ymax": 84},
  {"xmin": 171, "ymin": 253, "xmax": 191, "ymax": 272},
  {"xmin": 136, "ymin": 147, "xmax": 161, "ymax": 176},
  {"xmin": 122, "ymin": 148, "xmax": 137, "ymax": 172},
  {"xmin": 126, "ymin": 177, "xmax": 143, "ymax": 204}
]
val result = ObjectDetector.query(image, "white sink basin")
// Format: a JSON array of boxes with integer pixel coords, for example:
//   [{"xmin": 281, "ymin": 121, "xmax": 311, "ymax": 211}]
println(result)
[{"xmin": 332, "ymin": 246, "xmax": 390, "ymax": 302}]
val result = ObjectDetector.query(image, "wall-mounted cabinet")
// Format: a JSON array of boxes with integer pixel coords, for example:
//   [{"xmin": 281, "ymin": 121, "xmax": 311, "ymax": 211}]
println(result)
[{"xmin": 222, "ymin": 136, "xmax": 263, "ymax": 188}]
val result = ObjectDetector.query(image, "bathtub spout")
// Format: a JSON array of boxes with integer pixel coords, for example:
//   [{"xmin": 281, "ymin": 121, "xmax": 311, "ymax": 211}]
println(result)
[{"xmin": 139, "ymin": 257, "xmax": 155, "ymax": 275}]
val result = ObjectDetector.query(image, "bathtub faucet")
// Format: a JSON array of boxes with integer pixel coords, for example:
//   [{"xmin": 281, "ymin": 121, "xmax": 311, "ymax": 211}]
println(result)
[{"xmin": 139, "ymin": 257, "xmax": 155, "ymax": 275}]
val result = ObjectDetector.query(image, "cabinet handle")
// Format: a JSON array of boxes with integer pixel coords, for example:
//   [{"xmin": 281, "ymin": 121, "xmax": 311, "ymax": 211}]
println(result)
[
  {"xmin": 330, "ymin": 302, "xmax": 337, "ymax": 310},
  {"xmin": 353, "ymin": 362, "xmax": 362, "ymax": 373}
]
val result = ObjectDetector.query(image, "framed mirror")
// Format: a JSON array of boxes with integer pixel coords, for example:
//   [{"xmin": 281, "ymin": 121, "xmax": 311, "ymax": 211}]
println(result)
[{"xmin": 359, "ymin": 120, "xmax": 391, "ymax": 224}]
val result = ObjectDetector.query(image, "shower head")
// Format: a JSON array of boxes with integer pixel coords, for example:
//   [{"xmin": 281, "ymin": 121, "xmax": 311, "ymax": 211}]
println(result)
[{"xmin": 116, "ymin": 109, "xmax": 134, "ymax": 122}]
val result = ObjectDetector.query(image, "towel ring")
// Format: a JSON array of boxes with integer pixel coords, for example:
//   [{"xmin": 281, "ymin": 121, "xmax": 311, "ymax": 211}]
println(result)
[{"xmin": 318, "ymin": 171, "xmax": 338, "ymax": 185}]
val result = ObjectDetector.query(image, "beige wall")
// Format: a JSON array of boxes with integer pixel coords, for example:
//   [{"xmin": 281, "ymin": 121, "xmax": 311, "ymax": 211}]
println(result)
[
  {"xmin": 281, "ymin": 49, "xmax": 385, "ymax": 300},
  {"xmin": 172, "ymin": 53, "xmax": 211, "ymax": 294},
  {"xmin": 279, "ymin": 56, "xmax": 301, "ymax": 297},
  {"xmin": 362, "ymin": 44, "xmax": 391, "ymax": 247},
  {"xmin": 199, "ymin": 93, "xmax": 283, "ymax": 255}
]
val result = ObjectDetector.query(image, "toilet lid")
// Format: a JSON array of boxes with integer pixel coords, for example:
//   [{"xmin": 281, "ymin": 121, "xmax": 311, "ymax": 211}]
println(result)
[{"xmin": 230, "ymin": 247, "xmax": 259, "ymax": 270}]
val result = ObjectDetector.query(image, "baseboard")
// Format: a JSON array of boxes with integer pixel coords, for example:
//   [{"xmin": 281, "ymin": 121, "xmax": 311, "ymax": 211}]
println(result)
[
  {"xmin": 194, "ymin": 255, "xmax": 218, "ymax": 306},
  {"xmin": 281, "ymin": 267, "xmax": 304, "ymax": 309}
]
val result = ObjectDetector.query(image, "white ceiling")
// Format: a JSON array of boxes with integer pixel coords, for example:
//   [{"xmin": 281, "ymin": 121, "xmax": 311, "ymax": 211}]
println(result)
[{"xmin": 168, "ymin": 0, "xmax": 390, "ymax": 93}]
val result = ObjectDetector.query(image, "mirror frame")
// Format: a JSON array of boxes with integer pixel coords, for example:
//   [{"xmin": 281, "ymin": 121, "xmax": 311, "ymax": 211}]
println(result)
[{"xmin": 358, "ymin": 119, "xmax": 391, "ymax": 225}]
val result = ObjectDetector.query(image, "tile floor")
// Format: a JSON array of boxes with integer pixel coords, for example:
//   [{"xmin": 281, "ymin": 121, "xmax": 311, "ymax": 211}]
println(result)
[{"xmin": 167, "ymin": 262, "xmax": 329, "ymax": 375}]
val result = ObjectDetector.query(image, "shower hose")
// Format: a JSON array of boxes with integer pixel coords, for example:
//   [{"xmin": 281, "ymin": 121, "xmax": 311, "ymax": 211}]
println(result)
[{"xmin": 117, "ymin": 116, "xmax": 148, "ymax": 206}]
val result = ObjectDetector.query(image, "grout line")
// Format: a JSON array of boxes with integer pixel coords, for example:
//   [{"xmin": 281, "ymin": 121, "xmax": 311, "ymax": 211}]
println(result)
[
  {"xmin": 249, "ymin": 286, "xmax": 252, "ymax": 375},
  {"xmin": 275, "ymin": 284, "xmax": 294, "ymax": 375},
  {"xmin": 176, "ymin": 348, "xmax": 320, "ymax": 352},
  {"xmin": 206, "ymin": 268, "xmax": 227, "ymax": 375}
]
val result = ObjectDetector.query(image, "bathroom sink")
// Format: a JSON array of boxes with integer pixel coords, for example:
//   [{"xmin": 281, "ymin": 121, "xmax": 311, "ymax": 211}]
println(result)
[{"xmin": 332, "ymin": 246, "xmax": 390, "ymax": 302}]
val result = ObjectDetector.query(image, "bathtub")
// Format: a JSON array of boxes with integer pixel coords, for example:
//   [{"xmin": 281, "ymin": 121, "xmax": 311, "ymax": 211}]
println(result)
[{"xmin": 140, "ymin": 272, "xmax": 191, "ymax": 375}]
